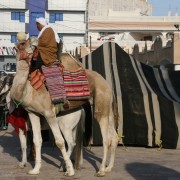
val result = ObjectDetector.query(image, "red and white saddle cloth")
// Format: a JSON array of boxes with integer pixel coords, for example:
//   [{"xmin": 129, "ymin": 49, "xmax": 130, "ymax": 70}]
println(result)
[
  {"xmin": 63, "ymin": 68, "xmax": 90, "ymax": 100},
  {"xmin": 29, "ymin": 66, "xmax": 90, "ymax": 103}
]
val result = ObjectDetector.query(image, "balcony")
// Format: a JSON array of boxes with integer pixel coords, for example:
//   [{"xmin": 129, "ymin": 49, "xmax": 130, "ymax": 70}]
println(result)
[
  {"xmin": 0, "ymin": 22, "xmax": 26, "ymax": 33},
  {"xmin": 48, "ymin": 0, "xmax": 86, "ymax": 11},
  {"xmin": 52, "ymin": 22, "xmax": 86, "ymax": 34},
  {"xmin": 0, "ymin": 0, "xmax": 26, "ymax": 9}
]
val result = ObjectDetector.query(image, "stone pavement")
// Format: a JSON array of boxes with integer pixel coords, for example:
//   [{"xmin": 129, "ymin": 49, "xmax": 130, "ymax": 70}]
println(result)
[{"xmin": 0, "ymin": 125, "xmax": 180, "ymax": 180}]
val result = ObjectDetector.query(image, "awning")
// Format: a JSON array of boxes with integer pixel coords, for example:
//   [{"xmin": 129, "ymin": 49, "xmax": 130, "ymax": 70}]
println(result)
[{"xmin": 0, "ymin": 47, "xmax": 16, "ymax": 56}]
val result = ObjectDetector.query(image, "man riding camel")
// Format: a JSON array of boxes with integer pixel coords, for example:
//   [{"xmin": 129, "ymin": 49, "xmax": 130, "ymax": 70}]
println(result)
[
  {"xmin": 29, "ymin": 17, "xmax": 68, "ymax": 106},
  {"xmin": 31, "ymin": 17, "xmax": 60, "ymax": 71}
]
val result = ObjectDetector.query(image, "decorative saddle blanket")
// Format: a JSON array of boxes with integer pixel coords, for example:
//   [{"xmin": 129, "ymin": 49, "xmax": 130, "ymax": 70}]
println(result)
[
  {"xmin": 42, "ymin": 65, "xmax": 66, "ymax": 104},
  {"xmin": 63, "ymin": 69, "xmax": 90, "ymax": 100},
  {"xmin": 30, "ymin": 69, "xmax": 45, "ymax": 90},
  {"xmin": 30, "ymin": 65, "xmax": 90, "ymax": 103}
]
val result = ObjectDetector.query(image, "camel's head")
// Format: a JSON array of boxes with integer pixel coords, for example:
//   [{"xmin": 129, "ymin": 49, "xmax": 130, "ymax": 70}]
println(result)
[
  {"xmin": 15, "ymin": 32, "xmax": 38, "ymax": 65},
  {"xmin": 15, "ymin": 32, "xmax": 36, "ymax": 53}
]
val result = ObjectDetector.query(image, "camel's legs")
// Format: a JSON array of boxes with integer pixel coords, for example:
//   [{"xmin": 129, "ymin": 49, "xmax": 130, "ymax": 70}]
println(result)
[
  {"xmin": 18, "ymin": 128, "xmax": 27, "ymax": 168},
  {"xmin": 58, "ymin": 114, "xmax": 78, "ymax": 171},
  {"xmin": 58, "ymin": 110, "xmax": 81, "ymax": 158},
  {"xmin": 96, "ymin": 100, "xmax": 119, "ymax": 177},
  {"xmin": 105, "ymin": 129, "xmax": 119, "ymax": 173},
  {"xmin": 28, "ymin": 112, "xmax": 42, "ymax": 175},
  {"xmin": 104, "ymin": 109, "xmax": 119, "ymax": 173},
  {"xmin": 45, "ymin": 111, "xmax": 74, "ymax": 176},
  {"xmin": 97, "ymin": 116, "xmax": 109, "ymax": 177}
]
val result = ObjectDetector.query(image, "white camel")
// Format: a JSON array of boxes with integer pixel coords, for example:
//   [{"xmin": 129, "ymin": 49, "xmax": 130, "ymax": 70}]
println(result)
[
  {"xmin": 0, "ymin": 77, "xmax": 86, "ymax": 171},
  {"xmin": 10, "ymin": 35, "xmax": 119, "ymax": 177}
]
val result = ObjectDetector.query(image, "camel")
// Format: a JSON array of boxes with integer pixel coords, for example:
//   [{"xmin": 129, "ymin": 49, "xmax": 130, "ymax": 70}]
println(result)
[
  {"xmin": 0, "ymin": 74, "xmax": 86, "ymax": 171},
  {"xmin": 10, "ymin": 36, "xmax": 119, "ymax": 177}
]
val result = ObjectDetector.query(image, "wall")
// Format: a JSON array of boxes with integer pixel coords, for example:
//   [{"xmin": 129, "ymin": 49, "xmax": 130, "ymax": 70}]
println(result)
[
  {"xmin": 132, "ymin": 33, "xmax": 180, "ymax": 65},
  {"xmin": 48, "ymin": 0, "xmax": 86, "ymax": 11},
  {"xmin": 0, "ymin": 0, "xmax": 26, "ymax": 9},
  {"xmin": 173, "ymin": 33, "xmax": 180, "ymax": 64},
  {"xmin": 89, "ymin": 0, "xmax": 152, "ymax": 17}
]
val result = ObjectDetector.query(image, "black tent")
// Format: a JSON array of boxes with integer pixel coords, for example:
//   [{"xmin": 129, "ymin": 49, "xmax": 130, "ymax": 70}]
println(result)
[{"xmin": 81, "ymin": 42, "xmax": 180, "ymax": 149}]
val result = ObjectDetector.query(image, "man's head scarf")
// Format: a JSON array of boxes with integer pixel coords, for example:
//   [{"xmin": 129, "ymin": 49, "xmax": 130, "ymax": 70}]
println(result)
[{"xmin": 36, "ymin": 17, "xmax": 48, "ymax": 26}]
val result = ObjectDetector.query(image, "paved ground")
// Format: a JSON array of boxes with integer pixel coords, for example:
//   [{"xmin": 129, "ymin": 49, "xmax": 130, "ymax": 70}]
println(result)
[{"xmin": 0, "ymin": 125, "xmax": 180, "ymax": 180}]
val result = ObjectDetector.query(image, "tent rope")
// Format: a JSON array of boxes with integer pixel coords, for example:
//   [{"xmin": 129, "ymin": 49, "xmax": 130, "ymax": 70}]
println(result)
[{"xmin": 157, "ymin": 140, "xmax": 162, "ymax": 151}]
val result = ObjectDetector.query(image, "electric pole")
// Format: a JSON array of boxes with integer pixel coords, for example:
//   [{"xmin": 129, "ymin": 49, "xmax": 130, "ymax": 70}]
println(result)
[{"xmin": 86, "ymin": 0, "xmax": 89, "ymax": 47}]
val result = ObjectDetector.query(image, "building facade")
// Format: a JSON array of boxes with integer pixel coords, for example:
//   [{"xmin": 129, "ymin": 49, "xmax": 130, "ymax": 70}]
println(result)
[
  {"xmin": 0, "ymin": 0, "xmax": 87, "ymax": 70},
  {"xmin": 87, "ymin": 0, "xmax": 180, "ymax": 65},
  {"xmin": 0, "ymin": 0, "xmax": 180, "ymax": 71}
]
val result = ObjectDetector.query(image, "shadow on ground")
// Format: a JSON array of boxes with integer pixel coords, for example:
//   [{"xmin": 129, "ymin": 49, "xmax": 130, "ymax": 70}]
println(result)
[
  {"xmin": 126, "ymin": 162, "xmax": 180, "ymax": 180},
  {"xmin": 0, "ymin": 129, "xmax": 102, "ymax": 173}
]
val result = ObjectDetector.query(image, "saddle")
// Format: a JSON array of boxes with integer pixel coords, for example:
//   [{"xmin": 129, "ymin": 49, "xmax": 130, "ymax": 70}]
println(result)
[
  {"xmin": 29, "ymin": 40, "xmax": 90, "ymax": 105},
  {"xmin": 29, "ymin": 64, "xmax": 90, "ymax": 104}
]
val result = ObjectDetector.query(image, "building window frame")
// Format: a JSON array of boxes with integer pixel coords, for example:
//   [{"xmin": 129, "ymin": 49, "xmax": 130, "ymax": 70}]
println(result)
[
  {"xmin": 11, "ymin": 12, "xmax": 25, "ymax": 22},
  {"xmin": 11, "ymin": 34, "xmax": 17, "ymax": 43},
  {"xmin": 49, "ymin": 12, "xmax": 63, "ymax": 23},
  {"xmin": 0, "ymin": 57, "xmax": 4, "ymax": 62}
]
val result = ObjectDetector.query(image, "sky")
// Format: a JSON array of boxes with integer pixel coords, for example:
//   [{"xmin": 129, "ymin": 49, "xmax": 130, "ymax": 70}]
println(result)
[{"xmin": 148, "ymin": 0, "xmax": 180, "ymax": 16}]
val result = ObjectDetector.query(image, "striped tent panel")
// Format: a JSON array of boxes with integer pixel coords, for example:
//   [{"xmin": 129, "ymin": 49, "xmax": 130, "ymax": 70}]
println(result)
[{"xmin": 81, "ymin": 42, "xmax": 180, "ymax": 149}]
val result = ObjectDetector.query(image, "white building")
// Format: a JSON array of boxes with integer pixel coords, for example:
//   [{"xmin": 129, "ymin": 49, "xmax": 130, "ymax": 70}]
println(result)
[
  {"xmin": 87, "ymin": 0, "xmax": 180, "ymax": 55},
  {"xmin": 0, "ymin": 0, "xmax": 87, "ymax": 70},
  {"xmin": 0, "ymin": 0, "xmax": 180, "ymax": 70}
]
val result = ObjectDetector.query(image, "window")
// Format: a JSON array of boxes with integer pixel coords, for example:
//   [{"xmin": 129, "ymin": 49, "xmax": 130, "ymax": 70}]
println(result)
[
  {"xmin": 11, "ymin": 12, "xmax": 25, "ymax": 22},
  {"xmin": 31, "ymin": 12, "xmax": 44, "ymax": 21},
  {"xmin": 11, "ymin": 35, "xmax": 17, "ymax": 43},
  {"xmin": 49, "ymin": 12, "xmax": 63, "ymax": 23},
  {"xmin": 0, "ymin": 57, "xmax": 4, "ymax": 62}
]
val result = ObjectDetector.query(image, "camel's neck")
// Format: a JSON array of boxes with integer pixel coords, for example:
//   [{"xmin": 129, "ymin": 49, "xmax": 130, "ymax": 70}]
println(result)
[{"xmin": 10, "ymin": 60, "xmax": 29, "ymax": 101}]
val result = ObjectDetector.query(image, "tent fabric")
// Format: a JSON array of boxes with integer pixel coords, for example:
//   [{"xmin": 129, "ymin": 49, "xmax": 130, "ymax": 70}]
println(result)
[{"xmin": 81, "ymin": 42, "xmax": 180, "ymax": 149}]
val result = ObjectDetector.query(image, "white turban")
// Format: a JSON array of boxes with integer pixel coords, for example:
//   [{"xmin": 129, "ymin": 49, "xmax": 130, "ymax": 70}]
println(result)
[{"xmin": 36, "ymin": 17, "xmax": 48, "ymax": 26}]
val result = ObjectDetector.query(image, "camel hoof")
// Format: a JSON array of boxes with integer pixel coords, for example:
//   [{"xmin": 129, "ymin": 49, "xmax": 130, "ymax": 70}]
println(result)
[
  {"xmin": 19, "ymin": 162, "xmax": 26, "ymax": 168},
  {"xmin": 96, "ymin": 171, "xmax": 105, "ymax": 177},
  {"xmin": 28, "ymin": 169, "xmax": 40, "ymax": 175},
  {"xmin": 105, "ymin": 167, "xmax": 112, "ymax": 173},
  {"xmin": 64, "ymin": 170, "xmax": 75, "ymax": 177}
]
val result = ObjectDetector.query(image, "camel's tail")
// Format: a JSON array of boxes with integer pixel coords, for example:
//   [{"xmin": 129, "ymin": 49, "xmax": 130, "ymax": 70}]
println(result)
[
  {"xmin": 112, "ymin": 93, "xmax": 119, "ymax": 130},
  {"xmin": 82, "ymin": 102, "xmax": 92, "ymax": 146}
]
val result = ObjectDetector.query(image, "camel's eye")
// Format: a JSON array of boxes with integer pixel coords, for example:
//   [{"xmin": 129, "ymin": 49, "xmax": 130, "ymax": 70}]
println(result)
[{"xmin": 20, "ymin": 42, "xmax": 25, "ymax": 46}]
